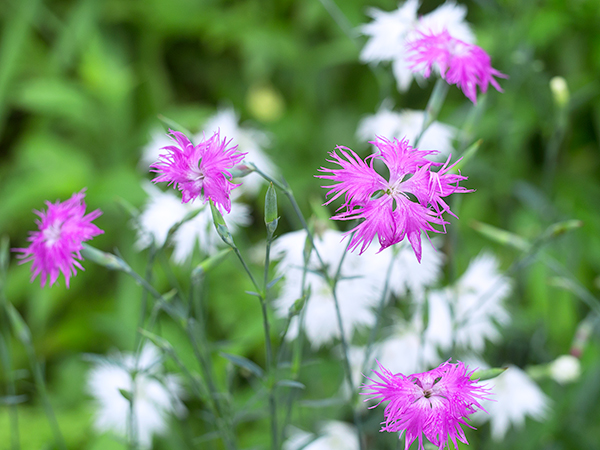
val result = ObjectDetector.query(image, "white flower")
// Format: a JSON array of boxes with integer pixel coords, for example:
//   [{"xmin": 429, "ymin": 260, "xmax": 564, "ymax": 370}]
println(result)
[
  {"xmin": 140, "ymin": 127, "xmax": 173, "ymax": 170},
  {"xmin": 360, "ymin": 0, "xmax": 474, "ymax": 91},
  {"xmin": 87, "ymin": 343, "xmax": 186, "ymax": 448},
  {"xmin": 376, "ymin": 316, "xmax": 443, "ymax": 376},
  {"xmin": 451, "ymin": 252, "xmax": 511, "ymax": 352},
  {"xmin": 381, "ymin": 239, "xmax": 443, "ymax": 300},
  {"xmin": 471, "ymin": 361, "xmax": 550, "ymax": 440},
  {"xmin": 136, "ymin": 182, "xmax": 251, "ymax": 264},
  {"xmin": 283, "ymin": 422, "xmax": 359, "ymax": 450},
  {"xmin": 357, "ymin": 101, "xmax": 458, "ymax": 160},
  {"xmin": 199, "ymin": 107, "xmax": 277, "ymax": 195},
  {"xmin": 272, "ymin": 229, "xmax": 386, "ymax": 349},
  {"xmin": 549, "ymin": 354, "xmax": 581, "ymax": 384}
]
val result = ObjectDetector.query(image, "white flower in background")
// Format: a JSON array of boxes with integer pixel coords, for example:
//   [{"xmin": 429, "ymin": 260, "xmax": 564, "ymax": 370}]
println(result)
[
  {"xmin": 272, "ymin": 229, "xmax": 386, "ymax": 349},
  {"xmin": 87, "ymin": 343, "xmax": 186, "ymax": 448},
  {"xmin": 199, "ymin": 107, "xmax": 277, "ymax": 196},
  {"xmin": 470, "ymin": 360, "xmax": 550, "ymax": 440},
  {"xmin": 283, "ymin": 422, "xmax": 359, "ymax": 450},
  {"xmin": 140, "ymin": 127, "xmax": 172, "ymax": 170},
  {"xmin": 549, "ymin": 354, "xmax": 581, "ymax": 384},
  {"xmin": 450, "ymin": 252, "xmax": 511, "ymax": 352},
  {"xmin": 376, "ymin": 317, "xmax": 443, "ymax": 376},
  {"xmin": 383, "ymin": 239, "xmax": 443, "ymax": 300},
  {"xmin": 360, "ymin": 0, "xmax": 474, "ymax": 91},
  {"xmin": 136, "ymin": 182, "xmax": 250, "ymax": 264},
  {"xmin": 357, "ymin": 101, "xmax": 458, "ymax": 160}
]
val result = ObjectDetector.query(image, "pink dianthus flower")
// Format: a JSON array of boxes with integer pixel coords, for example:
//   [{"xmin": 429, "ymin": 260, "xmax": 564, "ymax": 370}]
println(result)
[
  {"xmin": 407, "ymin": 29, "xmax": 507, "ymax": 104},
  {"xmin": 13, "ymin": 190, "xmax": 103, "ymax": 288},
  {"xmin": 363, "ymin": 360, "xmax": 491, "ymax": 450},
  {"xmin": 150, "ymin": 130, "xmax": 246, "ymax": 213},
  {"xmin": 316, "ymin": 136, "xmax": 470, "ymax": 262}
]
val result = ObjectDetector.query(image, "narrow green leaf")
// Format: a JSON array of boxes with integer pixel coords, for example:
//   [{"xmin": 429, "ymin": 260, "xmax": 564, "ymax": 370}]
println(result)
[
  {"xmin": 157, "ymin": 114, "xmax": 193, "ymax": 137},
  {"xmin": 299, "ymin": 397, "xmax": 346, "ymax": 408},
  {"xmin": 470, "ymin": 367, "xmax": 508, "ymax": 381},
  {"xmin": 80, "ymin": 244, "xmax": 124, "ymax": 270},
  {"xmin": 220, "ymin": 352, "xmax": 264, "ymax": 378},
  {"xmin": 276, "ymin": 379, "xmax": 305, "ymax": 389},
  {"xmin": 470, "ymin": 221, "xmax": 531, "ymax": 251},
  {"xmin": 451, "ymin": 139, "xmax": 482, "ymax": 173},
  {"xmin": 5, "ymin": 303, "xmax": 31, "ymax": 345},
  {"xmin": 192, "ymin": 248, "xmax": 233, "ymax": 278}
]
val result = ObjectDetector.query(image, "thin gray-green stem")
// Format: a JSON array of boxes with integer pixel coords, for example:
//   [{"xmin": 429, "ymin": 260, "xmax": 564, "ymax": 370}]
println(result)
[
  {"xmin": 0, "ymin": 332, "xmax": 19, "ymax": 450},
  {"xmin": 0, "ymin": 251, "xmax": 19, "ymax": 450},
  {"xmin": 329, "ymin": 240, "xmax": 365, "ymax": 450},
  {"xmin": 252, "ymin": 165, "xmax": 365, "ymax": 448},
  {"xmin": 24, "ymin": 341, "xmax": 67, "ymax": 450},
  {"xmin": 229, "ymin": 243, "xmax": 278, "ymax": 450},
  {"xmin": 414, "ymin": 78, "xmax": 450, "ymax": 148},
  {"xmin": 361, "ymin": 249, "xmax": 397, "ymax": 376},
  {"xmin": 262, "ymin": 236, "xmax": 278, "ymax": 450}
]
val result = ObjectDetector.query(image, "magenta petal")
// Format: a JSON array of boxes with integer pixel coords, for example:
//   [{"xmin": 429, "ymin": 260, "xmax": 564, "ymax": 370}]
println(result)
[{"xmin": 13, "ymin": 190, "xmax": 104, "ymax": 288}]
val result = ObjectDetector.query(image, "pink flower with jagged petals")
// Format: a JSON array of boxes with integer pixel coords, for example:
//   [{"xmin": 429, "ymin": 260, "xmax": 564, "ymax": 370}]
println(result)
[
  {"xmin": 316, "ymin": 136, "xmax": 470, "ymax": 262},
  {"xmin": 407, "ymin": 30, "xmax": 507, "ymax": 104},
  {"xmin": 150, "ymin": 130, "xmax": 246, "ymax": 213},
  {"xmin": 363, "ymin": 360, "xmax": 491, "ymax": 450},
  {"xmin": 13, "ymin": 190, "xmax": 103, "ymax": 288}
]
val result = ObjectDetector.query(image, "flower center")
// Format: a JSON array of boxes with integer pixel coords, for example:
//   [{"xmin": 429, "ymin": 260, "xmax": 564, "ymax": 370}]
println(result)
[
  {"xmin": 423, "ymin": 388, "xmax": 433, "ymax": 398},
  {"xmin": 42, "ymin": 222, "xmax": 63, "ymax": 247}
]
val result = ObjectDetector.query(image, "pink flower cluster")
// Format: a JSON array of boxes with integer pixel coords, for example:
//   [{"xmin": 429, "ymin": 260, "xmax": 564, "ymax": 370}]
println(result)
[
  {"xmin": 317, "ymin": 136, "xmax": 470, "ymax": 262},
  {"xmin": 150, "ymin": 130, "xmax": 246, "ymax": 213},
  {"xmin": 363, "ymin": 360, "xmax": 491, "ymax": 450},
  {"xmin": 407, "ymin": 30, "xmax": 507, "ymax": 104},
  {"xmin": 14, "ymin": 191, "xmax": 103, "ymax": 288}
]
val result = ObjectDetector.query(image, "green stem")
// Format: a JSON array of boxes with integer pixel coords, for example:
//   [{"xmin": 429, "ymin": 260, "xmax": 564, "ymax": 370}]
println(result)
[
  {"xmin": 361, "ymin": 249, "xmax": 397, "ymax": 375},
  {"xmin": 0, "ymin": 330, "xmax": 19, "ymax": 450},
  {"xmin": 24, "ymin": 342, "xmax": 67, "ymax": 450},
  {"xmin": 414, "ymin": 78, "xmax": 449, "ymax": 148},
  {"xmin": 262, "ymin": 237, "xmax": 278, "ymax": 450}
]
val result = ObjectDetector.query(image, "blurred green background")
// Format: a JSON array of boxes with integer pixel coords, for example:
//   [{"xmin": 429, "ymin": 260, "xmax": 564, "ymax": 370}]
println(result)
[{"xmin": 1, "ymin": 0, "xmax": 600, "ymax": 448}]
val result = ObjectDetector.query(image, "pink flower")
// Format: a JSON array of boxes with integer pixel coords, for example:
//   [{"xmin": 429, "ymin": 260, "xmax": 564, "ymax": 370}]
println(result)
[
  {"xmin": 363, "ymin": 360, "xmax": 491, "ymax": 450},
  {"xmin": 13, "ymin": 190, "xmax": 103, "ymax": 288},
  {"xmin": 150, "ymin": 130, "xmax": 246, "ymax": 213},
  {"xmin": 407, "ymin": 30, "xmax": 507, "ymax": 103},
  {"xmin": 316, "ymin": 137, "xmax": 470, "ymax": 262}
]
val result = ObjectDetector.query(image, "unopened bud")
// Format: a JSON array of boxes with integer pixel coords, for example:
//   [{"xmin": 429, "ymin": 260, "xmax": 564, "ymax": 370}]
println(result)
[
  {"xmin": 550, "ymin": 76, "xmax": 570, "ymax": 108},
  {"xmin": 549, "ymin": 355, "xmax": 581, "ymax": 384}
]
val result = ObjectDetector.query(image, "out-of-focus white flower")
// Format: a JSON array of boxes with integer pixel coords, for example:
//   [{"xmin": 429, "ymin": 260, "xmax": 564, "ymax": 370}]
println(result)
[
  {"xmin": 283, "ymin": 422, "xmax": 359, "ymax": 450},
  {"xmin": 381, "ymin": 240, "xmax": 443, "ymax": 300},
  {"xmin": 140, "ymin": 127, "xmax": 173, "ymax": 170},
  {"xmin": 87, "ymin": 343, "xmax": 186, "ymax": 448},
  {"xmin": 451, "ymin": 252, "xmax": 511, "ymax": 352},
  {"xmin": 357, "ymin": 101, "xmax": 458, "ymax": 160},
  {"xmin": 360, "ymin": 0, "xmax": 474, "ymax": 91},
  {"xmin": 272, "ymin": 229, "xmax": 387, "ymax": 349},
  {"xmin": 470, "ymin": 360, "xmax": 550, "ymax": 440},
  {"xmin": 549, "ymin": 354, "xmax": 581, "ymax": 384},
  {"xmin": 199, "ymin": 107, "xmax": 277, "ymax": 195},
  {"xmin": 376, "ymin": 316, "xmax": 443, "ymax": 376},
  {"xmin": 136, "ymin": 182, "xmax": 250, "ymax": 264}
]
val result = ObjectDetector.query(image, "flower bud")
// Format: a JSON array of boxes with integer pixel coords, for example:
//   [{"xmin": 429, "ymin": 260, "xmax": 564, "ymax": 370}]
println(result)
[
  {"xmin": 549, "ymin": 354, "xmax": 581, "ymax": 384},
  {"xmin": 550, "ymin": 76, "xmax": 570, "ymax": 108}
]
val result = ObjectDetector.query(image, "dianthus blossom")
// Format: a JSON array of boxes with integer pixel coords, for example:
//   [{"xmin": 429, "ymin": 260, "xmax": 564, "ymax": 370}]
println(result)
[
  {"xmin": 407, "ymin": 30, "xmax": 507, "ymax": 103},
  {"xmin": 150, "ymin": 130, "xmax": 246, "ymax": 213},
  {"xmin": 316, "ymin": 136, "xmax": 470, "ymax": 262},
  {"xmin": 13, "ymin": 190, "xmax": 103, "ymax": 288},
  {"xmin": 363, "ymin": 360, "xmax": 491, "ymax": 450}
]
